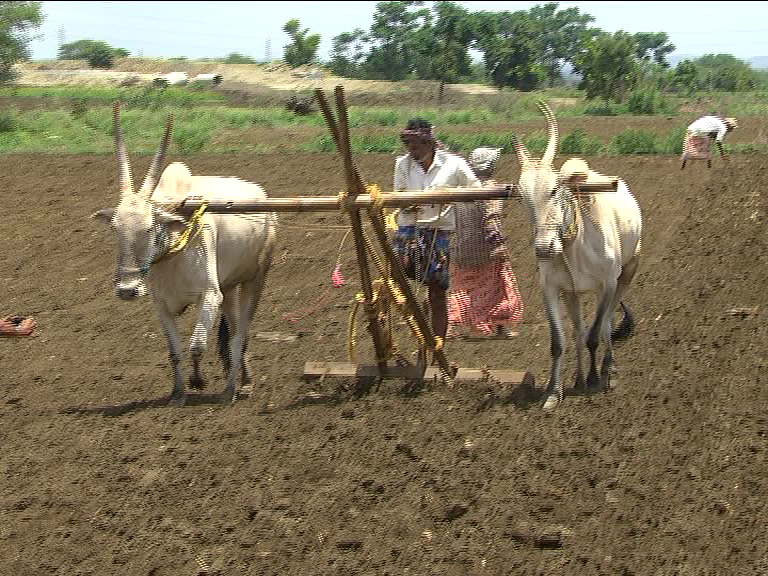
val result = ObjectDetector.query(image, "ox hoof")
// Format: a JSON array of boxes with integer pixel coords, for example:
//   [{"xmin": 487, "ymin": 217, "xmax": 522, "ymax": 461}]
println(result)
[
  {"xmin": 168, "ymin": 393, "xmax": 187, "ymax": 407},
  {"xmin": 238, "ymin": 385, "xmax": 253, "ymax": 399},
  {"xmin": 586, "ymin": 372, "xmax": 601, "ymax": 390},
  {"xmin": 542, "ymin": 394, "xmax": 560, "ymax": 412}
]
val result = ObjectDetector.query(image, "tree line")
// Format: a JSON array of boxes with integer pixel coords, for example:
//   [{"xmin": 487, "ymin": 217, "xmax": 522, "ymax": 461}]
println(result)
[
  {"xmin": 0, "ymin": 1, "xmax": 763, "ymax": 102},
  {"xmin": 324, "ymin": 1, "xmax": 762, "ymax": 100}
]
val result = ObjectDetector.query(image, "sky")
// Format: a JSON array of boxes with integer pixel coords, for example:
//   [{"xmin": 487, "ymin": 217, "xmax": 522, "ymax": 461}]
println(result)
[{"xmin": 27, "ymin": 1, "xmax": 768, "ymax": 63}]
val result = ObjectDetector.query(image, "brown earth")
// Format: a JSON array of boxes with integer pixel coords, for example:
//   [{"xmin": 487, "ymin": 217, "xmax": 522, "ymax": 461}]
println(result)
[{"xmin": 1, "ymin": 151, "xmax": 767, "ymax": 575}]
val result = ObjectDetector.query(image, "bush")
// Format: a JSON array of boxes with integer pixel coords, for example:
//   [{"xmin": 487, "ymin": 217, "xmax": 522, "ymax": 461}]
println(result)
[
  {"xmin": 222, "ymin": 53, "xmax": 257, "ymax": 64},
  {"xmin": 174, "ymin": 125, "xmax": 210, "ymax": 154},
  {"xmin": 523, "ymin": 131, "xmax": 548, "ymax": 156},
  {"xmin": 70, "ymin": 98, "xmax": 88, "ymax": 119},
  {"xmin": 583, "ymin": 101, "xmax": 621, "ymax": 116},
  {"xmin": 87, "ymin": 44, "xmax": 115, "ymax": 69},
  {"xmin": 610, "ymin": 130, "xmax": 658, "ymax": 154},
  {"xmin": 626, "ymin": 88, "xmax": 672, "ymax": 115},
  {"xmin": 559, "ymin": 128, "xmax": 603, "ymax": 155},
  {"xmin": 658, "ymin": 126, "xmax": 686, "ymax": 155},
  {"xmin": 0, "ymin": 110, "xmax": 16, "ymax": 133}
]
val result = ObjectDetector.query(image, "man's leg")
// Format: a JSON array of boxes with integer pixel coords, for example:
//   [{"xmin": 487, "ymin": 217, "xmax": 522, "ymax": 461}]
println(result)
[{"xmin": 428, "ymin": 284, "xmax": 448, "ymax": 341}]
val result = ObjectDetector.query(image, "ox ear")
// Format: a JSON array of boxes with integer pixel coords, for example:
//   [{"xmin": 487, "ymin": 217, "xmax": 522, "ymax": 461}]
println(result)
[
  {"xmin": 155, "ymin": 210, "xmax": 188, "ymax": 234},
  {"xmin": 91, "ymin": 208, "xmax": 115, "ymax": 224}
]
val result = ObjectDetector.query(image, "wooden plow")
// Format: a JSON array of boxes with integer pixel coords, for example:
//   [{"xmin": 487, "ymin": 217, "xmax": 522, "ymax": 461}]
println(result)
[{"xmin": 178, "ymin": 86, "xmax": 618, "ymax": 390}]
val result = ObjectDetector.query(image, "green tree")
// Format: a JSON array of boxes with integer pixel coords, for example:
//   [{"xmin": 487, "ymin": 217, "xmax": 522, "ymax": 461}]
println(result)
[
  {"xmin": 572, "ymin": 30, "xmax": 640, "ymax": 101},
  {"xmin": 672, "ymin": 59, "xmax": 700, "ymax": 94},
  {"xmin": 58, "ymin": 39, "xmax": 130, "ymax": 68},
  {"xmin": 363, "ymin": 1, "xmax": 431, "ymax": 81},
  {"xmin": 424, "ymin": 1, "xmax": 473, "ymax": 84},
  {"xmin": 282, "ymin": 18, "xmax": 321, "ymax": 67},
  {"xmin": 0, "ymin": 1, "xmax": 44, "ymax": 84},
  {"xmin": 471, "ymin": 3, "xmax": 596, "ymax": 90},
  {"xmin": 632, "ymin": 32, "xmax": 675, "ymax": 66},
  {"xmin": 328, "ymin": 28, "xmax": 367, "ymax": 78},
  {"xmin": 525, "ymin": 2, "xmax": 597, "ymax": 84},
  {"xmin": 471, "ymin": 9, "xmax": 547, "ymax": 91},
  {"xmin": 694, "ymin": 53, "xmax": 757, "ymax": 91}
]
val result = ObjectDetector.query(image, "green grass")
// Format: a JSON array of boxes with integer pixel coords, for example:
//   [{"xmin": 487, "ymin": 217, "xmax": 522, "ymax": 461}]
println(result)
[
  {"xmin": 1, "ymin": 83, "xmax": 767, "ymax": 155},
  {"xmin": 0, "ymin": 85, "xmax": 227, "ymax": 108}
]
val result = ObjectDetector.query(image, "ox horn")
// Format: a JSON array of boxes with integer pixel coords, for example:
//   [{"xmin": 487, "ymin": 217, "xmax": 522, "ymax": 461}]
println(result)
[
  {"xmin": 537, "ymin": 101, "xmax": 559, "ymax": 166},
  {"xmin": 113, "ymin": 102, "xmax": 134, "ymax": 196},
  {"xmin": 138, "ymin": 113, "xmax": 174, "ymax": 199},
  {"xmin": 510, "ymin": 133, "xmax": 532, "ymax": 167}
]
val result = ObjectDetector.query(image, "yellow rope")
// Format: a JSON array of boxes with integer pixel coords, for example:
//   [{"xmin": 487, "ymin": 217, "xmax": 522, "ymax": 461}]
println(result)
[
  {"xmin": 167, "ymin": 201, "xmax": 208, "ymax": 256},
  {"xmin": 561, "ymin": 189, "xmax": 581, "ymax": 242}
]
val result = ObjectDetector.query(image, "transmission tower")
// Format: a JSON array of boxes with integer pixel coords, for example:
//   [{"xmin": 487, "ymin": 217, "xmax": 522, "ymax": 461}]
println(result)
[
  {"xmin": 265, "ymin": 37, "xmax": 272, "ymax": 63},
  {"xmin": 57, "ymin": 26, "xmax": 65, "ymax": 53}
]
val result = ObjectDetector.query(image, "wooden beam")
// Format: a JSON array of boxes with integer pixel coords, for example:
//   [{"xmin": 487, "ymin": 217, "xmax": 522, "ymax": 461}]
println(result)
[
  {"xmin": 317, "ymin": 87, "xmax": 389, "ymax": 376},
  {"xmin": 303, "ymin": 362, "xmax": 534, "ymax": 386},
  {"xmin": 179, "ymin": 186, "xmax": 520, "ymax": 214}
]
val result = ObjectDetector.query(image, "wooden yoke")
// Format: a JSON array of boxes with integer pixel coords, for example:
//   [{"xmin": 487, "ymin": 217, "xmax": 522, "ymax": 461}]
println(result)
[{"xmin": 315, "ymin": 86, "xmax": 454, "ymax": 381}]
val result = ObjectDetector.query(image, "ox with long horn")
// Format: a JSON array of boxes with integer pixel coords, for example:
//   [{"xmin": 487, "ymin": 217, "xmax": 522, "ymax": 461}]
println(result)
[
  {"xmin": 91, "ymin": 102, "xmax": 277, "ymax": 406},
  {"xmin": 512, "ymin": 101, "xmax": 642, "ymax": 410}
]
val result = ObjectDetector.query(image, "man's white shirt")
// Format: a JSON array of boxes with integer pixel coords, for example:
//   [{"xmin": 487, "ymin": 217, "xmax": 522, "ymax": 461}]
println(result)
[
  {"xmin": 687, "ymin": 116, "xmax": 729, "ymax": 142},
  {"xmin": 393, "ymin": 149, "xmax": 481, "ymax": 231}
]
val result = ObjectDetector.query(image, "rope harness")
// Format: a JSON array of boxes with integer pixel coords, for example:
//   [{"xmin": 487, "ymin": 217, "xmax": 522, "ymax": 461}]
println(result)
[
  {"xmin": 164, "ymin": 201, "xmax": 209, "ymax": 259},
  {"xmin": 344, "ymin": 183, "xmax": 442, "ymax": 367}
]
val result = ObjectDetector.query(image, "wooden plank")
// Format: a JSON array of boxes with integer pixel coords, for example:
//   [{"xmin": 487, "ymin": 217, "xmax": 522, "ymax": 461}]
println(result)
[{"xmin": 303, "ymin": 362, "xmax": 533, "ymax": 386}]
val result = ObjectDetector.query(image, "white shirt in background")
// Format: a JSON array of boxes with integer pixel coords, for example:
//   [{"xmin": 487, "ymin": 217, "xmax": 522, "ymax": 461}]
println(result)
[
  {"xmin": 393, "ymin": 149, "xmax": 481, "ymax": 231},
  {"xmin": 686, "ymin": 116, "xmax": 729, "ymax": 142}
]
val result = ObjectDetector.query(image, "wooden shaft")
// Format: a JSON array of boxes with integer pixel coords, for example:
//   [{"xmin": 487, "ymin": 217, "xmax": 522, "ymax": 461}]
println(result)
[
  {"xmin": 314, "ymin": 89, "xmax": 340, "ymax": 149},
  {"xmin": 323, "ymin": 86, "xmax": 389, "ymax": 374},
  {"xmin": 179, "ymin": 186, "xmax": 520, "ymax": 214}
]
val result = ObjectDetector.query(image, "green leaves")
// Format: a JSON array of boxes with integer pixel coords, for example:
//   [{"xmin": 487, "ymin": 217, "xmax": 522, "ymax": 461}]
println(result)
[
  {"xmin": 282, "ymin": 18, "xmax": 321, "ymax": 68},
  {"xmin": 58, "ymin": 39, "xmax": 130, "ymax": 69},
  {"xmin": 572, "ymin": 31, "xmax": 641, "ymax": 102},
  {"xmin": 0, "ymin": 1, "xmax": 44, "ymax": 83}
]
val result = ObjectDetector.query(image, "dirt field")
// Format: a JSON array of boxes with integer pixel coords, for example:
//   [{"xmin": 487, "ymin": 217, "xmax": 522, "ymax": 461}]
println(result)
[{"xmin": 1, "ymin": 150, "xmax": 766, "ymax": 575}]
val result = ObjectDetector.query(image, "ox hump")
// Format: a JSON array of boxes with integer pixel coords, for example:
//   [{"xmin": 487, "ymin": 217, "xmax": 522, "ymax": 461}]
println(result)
[{"xmin": 152, "ymin": 162, "xmax": 193, "ymax": 209}]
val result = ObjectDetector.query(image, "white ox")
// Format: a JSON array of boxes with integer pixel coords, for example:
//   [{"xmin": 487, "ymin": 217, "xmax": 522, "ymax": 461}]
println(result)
[
  {"xmin": 512, "ymin": 102, "xmax": 642, "ymax": 410},
  {"xmin": 92, "ymin": 104, "xmax": 277, "ymax": 405}
]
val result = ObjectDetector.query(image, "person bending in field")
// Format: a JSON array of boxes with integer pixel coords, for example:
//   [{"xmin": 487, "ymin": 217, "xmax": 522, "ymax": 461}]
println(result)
[
  {"xmin": 392, "ymin": 118, "xmax": 481, "ymax": 342},
  {"xmin": 681, "ymin": 115, "xmax": 738, "ymax": 169},
  {"xmin": 447, "ymin": 147, "xmax": 524, "ymax": 339}
]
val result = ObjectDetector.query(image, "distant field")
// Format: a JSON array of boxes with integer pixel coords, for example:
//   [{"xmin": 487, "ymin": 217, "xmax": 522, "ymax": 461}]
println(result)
[{"xmin": 1, "ymin": 74, "xmax": 767, "ymax": 156}]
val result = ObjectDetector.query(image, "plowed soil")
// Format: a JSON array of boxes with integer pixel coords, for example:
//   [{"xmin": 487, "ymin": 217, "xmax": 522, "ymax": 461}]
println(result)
[{"xmin": 1, "ymin": 151, "xmax": 766, "ymax": 575}]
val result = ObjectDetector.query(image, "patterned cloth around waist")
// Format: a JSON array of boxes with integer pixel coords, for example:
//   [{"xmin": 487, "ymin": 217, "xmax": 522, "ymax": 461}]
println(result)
[
  {"xmin": 448, "ymin": 259, "xmax": 523, "ymax": 335},
  {"xmin": 392, "ymin": 225, "xmax": 451, "ymax": 289},
  {"xmin": 682, "ymin": 132, "xmax": 713, "ymax": 161}
]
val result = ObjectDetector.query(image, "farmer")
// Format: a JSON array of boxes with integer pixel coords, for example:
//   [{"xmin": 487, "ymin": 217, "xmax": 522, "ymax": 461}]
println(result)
[
  {"xmin": 447, "ymin": 147, "xmax": 524, "ymax": 339},
  {"xmin": 681, "ymin": 115, "xmax": 738, "ymax": 169},
  {"xmin": 393, "ymin": 117, "xmax": 481, "ymax": 342}
]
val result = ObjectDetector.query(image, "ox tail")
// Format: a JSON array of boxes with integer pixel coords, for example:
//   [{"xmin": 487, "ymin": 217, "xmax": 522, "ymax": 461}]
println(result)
[
  {"xmin": 218, "ymin": 316, "xmax": 230, "ymax": 375},
  {"xmin": 612, "ymin": 301, "xmax": 635, "ymax": 341}
]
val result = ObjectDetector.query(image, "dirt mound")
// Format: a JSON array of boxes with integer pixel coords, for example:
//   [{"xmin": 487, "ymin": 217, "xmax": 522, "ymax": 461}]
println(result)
[
  {"xmin": 1, "ymin": 152, "xmax": 766, "ymax": 575},
  {"xmin": 17, "ymin": 59, "xmax": 499, "ymax": 99}
]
